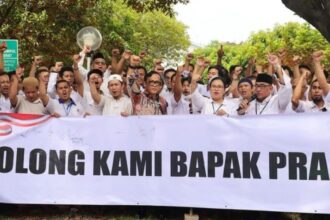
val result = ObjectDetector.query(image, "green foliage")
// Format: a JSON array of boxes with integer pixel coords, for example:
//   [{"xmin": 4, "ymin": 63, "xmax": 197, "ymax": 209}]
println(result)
[
  {"xmin": 193, "ymin": 22, "xmax": 330, "ymax": 70},
  {"xmin": 123, "ymin": 0, "xmax": 190, "ymax": 16},
  {"xmin": 0, "ymin": 0, "xmax": 190, "ymax": 68},
  {"xmin": 93, "ymin": 0, "xmax": 190, "ymax": 67}
]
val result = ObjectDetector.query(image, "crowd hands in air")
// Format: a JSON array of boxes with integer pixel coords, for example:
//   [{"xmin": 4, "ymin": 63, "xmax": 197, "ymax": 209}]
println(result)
[{"xmin": 0, "ymin": 41, "xmax": 329, "ymax": 118}]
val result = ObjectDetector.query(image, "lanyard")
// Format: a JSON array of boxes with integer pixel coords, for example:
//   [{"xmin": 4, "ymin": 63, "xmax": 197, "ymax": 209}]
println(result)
[
  {"xmin": 255, "ymin": 100, "xmax": 270, "ymax": 115},
  {"xmin": 212, "ymin": 102, "xmax": 223, "ymax": 114}
]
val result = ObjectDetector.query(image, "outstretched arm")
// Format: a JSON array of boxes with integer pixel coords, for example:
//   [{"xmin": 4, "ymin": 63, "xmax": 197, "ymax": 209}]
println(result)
[{"xmin": 312, "ymin": 51, "xmax": 330, "ymax": 96}]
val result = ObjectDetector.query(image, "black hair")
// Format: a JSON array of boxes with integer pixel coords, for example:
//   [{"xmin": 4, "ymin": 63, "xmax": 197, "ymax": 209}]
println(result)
[
  {"xmin": 164, "ymin": 68, "xmax": 176, "ymax": 78},
  {"xmin": 324, "ymin": 70, "xmax": 329, "ymax": 79},
  {"xmin": 208, "ymin": 65, "xmax": 231, "ymax": 87},
  {"xmin": 229, "ymin": 65, "xmax": 239, "ymax": 74},
  {"xmin": 0, "ymin": 72, "xmax": 9, "ymax": 77},
  {"xmin": 310, "ymin": 79, "xmax": 320, "ymax": 88},
  {"xmin": 55, "ymin": 79, "xmax": 70, "ymax": 89},
  {"xmin": 35, "ymin": 69, "xmax": 49, "ymax": 81},
  {"xmin": 144, "ymin": 71, "xmax": 164, "ymax": 85},
  {"xmin": 247, "ymin": 75, "xmax": 256, "ymax": 81},
  {"xmin": 189, "ymin": 63, "xmax": 194, "ymax": 71},
  {"xmin": 87, "ymin": 69, "xmax": 103, "ymax": 80},
  {"xmin": 209, "ymin": 76, "xmax": 227, "ymax": 88},
  {"xmin": 137, "ymin": 65, "xmax": 147, "ymax": 75},
  {"xmin": 92, "ymin": 52, "xmax": 105, "ymax": 62},
  {"xmin": 59, "ymin": 66, "xmax": 74, "ymax": 78},
  {"xmin": 6, "ymin": 71, "xmax": 16, "ymax": 79},
  {"xmin": 181, "ymin": 77, "xmax": 191, "ymax": 85},
  {"xmin": 299, "ymin": 64, "xmax": 311, "ymax": 72}
]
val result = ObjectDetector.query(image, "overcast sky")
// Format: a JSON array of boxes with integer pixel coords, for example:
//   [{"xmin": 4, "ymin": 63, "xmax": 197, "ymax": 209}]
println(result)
[{"xmin": 174, "ymin": 0, "xmax": 305, "ymax": 46}]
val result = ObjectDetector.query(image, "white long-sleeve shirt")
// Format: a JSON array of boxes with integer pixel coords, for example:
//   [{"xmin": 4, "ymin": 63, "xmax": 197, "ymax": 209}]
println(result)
[
  {"xmin": 246, "ymin": 73, "xmax": 292, "ymax": 115},
  {"xmin": 191, "ymin": 89, "xmax": 237, "ymax": 115}
]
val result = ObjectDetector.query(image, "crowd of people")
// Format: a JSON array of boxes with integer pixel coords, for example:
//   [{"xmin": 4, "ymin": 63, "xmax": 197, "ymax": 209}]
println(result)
[{"xmin": 0, "ymin": 41, "xmax": 329, "ymax": 118}]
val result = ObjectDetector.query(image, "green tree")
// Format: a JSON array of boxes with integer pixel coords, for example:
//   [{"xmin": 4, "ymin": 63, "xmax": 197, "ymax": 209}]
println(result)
[
  {"xmin": 193, "ymin": 22, "xmax": 330, "ymax": 73},
  {"xmin": 0, "ymin": 0, "xmax": 190, "ymax": 68},
  {"xmin": 91, "ymin": 0, "xmax": 190, "ymax": 66}
]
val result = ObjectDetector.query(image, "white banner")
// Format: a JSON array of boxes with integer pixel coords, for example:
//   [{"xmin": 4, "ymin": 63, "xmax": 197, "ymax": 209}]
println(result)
[{"xmin": 1, "ymin": 113, "xmax": 330, "ymax": 214}]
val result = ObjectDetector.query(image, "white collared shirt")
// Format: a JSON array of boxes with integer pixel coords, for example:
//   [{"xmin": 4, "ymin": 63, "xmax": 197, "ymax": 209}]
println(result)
[
  {"xmin": 170, "ymin": 94, "xmax": 201, "ymax": 115},
  {"xmin": 246, "ymin": 73, "xmax": 292, "ymax": 115},
  {"xmin": 46, "ymin": 98, "xmax": 85, "ymax": 117},
  {"xmin": 83, "ymin": 91, "xmax": 103, "ymax": 115},
  {"xmin": 294, "ymin": 100, "xmax": 330, "ymax": 113},
  {"xmin": 191, "ymin": 89, "xmax": 236, "ymax": 115},
  {"xmin": 198, "ymin": 84, "xmax": 210, "ymax": 98}
]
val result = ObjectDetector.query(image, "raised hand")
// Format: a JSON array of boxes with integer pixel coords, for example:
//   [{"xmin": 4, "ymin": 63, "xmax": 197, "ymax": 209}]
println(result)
[
  {"xmin": 0, "ymin": 42, "xmax": 7, "ymax": 53},
  {"xmin": 292, "ymin": 55, "xmax": 302, "ymax": 65},
  {"xmin": 112, "ymin": 48, "xmax": 120, "ymax": 57},
  {"xmin": 312, "ymin": 51, "xmax": 323, "ymax": 63},
  {"xmin": 122, "ymin": 50, "xmax": 132, "ymax": 61},
  {"xmin": 33, "ymin": 55, "xmax": 43, "ymax": 65},
  {"xmin": 130, "ymin": 55, "xmax": 141, "ymax": 67},
  {"xmin": 153, "ymin": 58, "xmax": 162, "ymax": 67},
  {"xmin": 186, "ymin": 53, "xmax": 194, "ymax": 62},
  {"xmin": 217, "ymin": 45, "xmax": 224, "ymax": 57},
  {"xmin": 83, "ymin": 45, "xmax": 92, "ymax": 54},
  {"xmin": 72, "ymin": 54, "xmax": 81, "ymax": 65},
  {"xmin": 248, "ymin": 57, "xmax": 256, "ymax": 66},
  {"xmin": 139, "ymin": 50, "xmax": 147, "ymax": 59},
  {"xmin": 277, "ymin": 48, "xmax": 286, "ymax": 60},
  {"xmin": 267, "ymin": 53, "xmax": 281, "ymax": 66}
]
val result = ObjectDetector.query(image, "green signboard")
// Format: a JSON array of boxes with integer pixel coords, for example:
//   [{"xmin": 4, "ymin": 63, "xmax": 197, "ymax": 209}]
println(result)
[{"xmin": 0, "ymin": 39, "xmax": 18, "ymax": 72}]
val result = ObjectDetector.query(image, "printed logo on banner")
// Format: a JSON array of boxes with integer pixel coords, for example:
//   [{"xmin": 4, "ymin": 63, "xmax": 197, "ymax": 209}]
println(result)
[{"xmin": 0, "ymin": 113, "xmax": 51, "ymax": 136}]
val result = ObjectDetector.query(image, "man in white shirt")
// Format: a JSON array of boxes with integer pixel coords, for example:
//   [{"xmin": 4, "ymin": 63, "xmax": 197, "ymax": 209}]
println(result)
[
  {"xmin": 78, "ymin": 49, "xmax": 110, "ymax": 95},
  {"xmin": 39, "ymin": 79, "xmax": 85, "ymax": 117},
  {"xmin": 83, "ymin": 69, "xmax": 104, "ymax": 115},
  {"xmin": 9, "ymin": 76, "xmax": 48, "ymax": 115},
  {"xmin": 90, "ymin": 74, "xmax": 132, "ymax": 116},
  {"xmin": 234, "ymin": 77, "xmax": 255, "ymax": 115},
  {"xmin": 171, "ymin": 68, "xmax": 201, "ymax": 115},
  {"xmin": 0, "ymin": 72, "xmax": 12, "ymax": 112},
  {"xmin": 240, "ymin": 72, "xmax": 291, "ymax": 115},
  {"xmin": 292, "ymin": 71, "xmax": 330, "ymax": 113},
  {"xmin": 312, "ymin": 51, "xmax": 330, "ymax": 103}
]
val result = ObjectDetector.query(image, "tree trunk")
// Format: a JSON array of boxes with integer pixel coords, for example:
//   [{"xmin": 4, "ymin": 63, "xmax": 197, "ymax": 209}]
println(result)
[{"xmin": 282, "ymin": 0, "xmax": 330, "ymax": 42}]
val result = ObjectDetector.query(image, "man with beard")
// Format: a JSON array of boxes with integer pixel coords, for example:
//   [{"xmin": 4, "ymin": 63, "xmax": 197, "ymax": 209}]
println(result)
[
  {"xmin": 237, "ymin": 54, "xmax": 292, "ymax": 116},
  {"xmin": 291, "ymin": 71, "xmax": 329, "ymax": 112},
  {"xmin": 312, "ymin": 51, "xmax": 330, "ymax": 104}
]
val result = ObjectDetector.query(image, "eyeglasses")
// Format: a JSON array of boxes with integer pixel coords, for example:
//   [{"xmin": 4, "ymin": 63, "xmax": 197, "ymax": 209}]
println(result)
[
  {"xmin": 255, "ymin": 84, "xmax": 270, "ymax": 88},
  {"xmin": 94, "ymin": 61, "xmax": 106, "ymax": 65},
  {"xmin": 148, "ymin": 80, "xmax": 162, "ymax": 86},
  {"xmin": 211, "ymin": 85, "xmax": 224, "ymax": 89}
]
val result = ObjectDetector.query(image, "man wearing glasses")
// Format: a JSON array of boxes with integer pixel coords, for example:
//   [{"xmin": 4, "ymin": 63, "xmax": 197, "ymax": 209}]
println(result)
[
  {"xmin": 238, "ymin": 72, "xmax": 292, "ymax": 115},
  {"xmin": 128, "ymin": 70, "xmax": 167, "ymax": 115}
]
